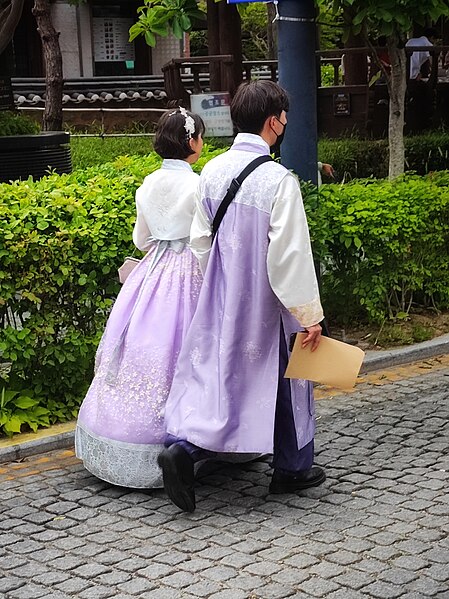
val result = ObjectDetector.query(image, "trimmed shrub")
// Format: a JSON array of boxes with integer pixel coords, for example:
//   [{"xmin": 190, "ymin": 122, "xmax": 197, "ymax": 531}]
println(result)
[
  {"xmin": 318, "ymin": 132, "xmax": 449, "ymax": 181},
  {"xmin": 1, "ymin": 151, "xmax": 448, "ymax": 435},
  {"xmin": 0, "ymin": 145, "xmax": 224, "ymax": 436},
  {"xmin": 305, "ymin": 173, "xmax": 449, "ymax": 324},
  {"xmin": 0, "ymin": 111, "xmax": 40, "ymax": 136}
]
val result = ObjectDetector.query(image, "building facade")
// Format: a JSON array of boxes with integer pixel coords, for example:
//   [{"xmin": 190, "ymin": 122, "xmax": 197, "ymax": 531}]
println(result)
[{"xmin": 3, "ymin": 0, "xmax": 183, "ymax": 78}]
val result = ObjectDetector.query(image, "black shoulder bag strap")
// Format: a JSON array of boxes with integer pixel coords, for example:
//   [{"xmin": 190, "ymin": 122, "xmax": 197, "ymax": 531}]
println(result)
[{"xmin": 211, "ymin": 154, "xmax": 273, "ymax": 240}]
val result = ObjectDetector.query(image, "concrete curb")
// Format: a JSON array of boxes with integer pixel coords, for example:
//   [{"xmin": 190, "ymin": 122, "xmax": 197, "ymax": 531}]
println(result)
[
  {"xmin": 361, "ymin": 332, "xmax": 449, "ymax": 373},
  {"xmin": 2, "ymin": 334, "xmax": 449, "ymax": 464},
  {"xmin": 0, "ymin": 430, "xmax": 75, "ymax": 463}
]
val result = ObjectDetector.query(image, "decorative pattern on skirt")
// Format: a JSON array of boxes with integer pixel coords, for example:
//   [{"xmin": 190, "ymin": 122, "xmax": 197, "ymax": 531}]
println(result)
[{"xmin": 76, "ymin": 241, "xmax": 202, "ymax": 488}]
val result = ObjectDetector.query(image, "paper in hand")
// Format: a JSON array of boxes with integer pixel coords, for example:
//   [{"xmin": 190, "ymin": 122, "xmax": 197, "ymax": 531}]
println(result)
[{"xmin": 285, "ymin": 333, "xmax": 365, "ymax": 390}]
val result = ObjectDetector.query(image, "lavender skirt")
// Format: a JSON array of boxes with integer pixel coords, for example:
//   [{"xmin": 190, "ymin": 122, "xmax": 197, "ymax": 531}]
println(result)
[{"xmin": 75, "ymin": 242, "xmax": 202, "ymax": 488}]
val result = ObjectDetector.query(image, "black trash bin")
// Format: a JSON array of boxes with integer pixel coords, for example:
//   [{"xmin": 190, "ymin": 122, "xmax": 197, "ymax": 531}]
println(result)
[{"xmin": 0, "ymin": 131, "xmax": 72, "ymax": 183}]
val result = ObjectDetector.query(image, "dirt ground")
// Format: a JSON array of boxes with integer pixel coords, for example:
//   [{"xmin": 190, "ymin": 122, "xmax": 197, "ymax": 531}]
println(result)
[{"xmin": 327, "ymin": 309, "xmax": 449, "ymax": 351}]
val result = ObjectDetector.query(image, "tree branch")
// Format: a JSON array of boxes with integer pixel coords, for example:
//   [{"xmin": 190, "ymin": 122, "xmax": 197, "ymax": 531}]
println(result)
[{"xmin": 0, "ymin": 0, "xmax": 25, "ymax": 55}]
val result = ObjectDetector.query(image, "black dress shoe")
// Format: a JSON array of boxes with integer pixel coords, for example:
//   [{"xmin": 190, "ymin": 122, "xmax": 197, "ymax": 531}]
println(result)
[
  {"xmin": 157, "ymin": 444, "xmax": 196, "ymax": 512},
  {"xmin": 269, "ymin": 466, "xmax": 326, "ymax": 494}
]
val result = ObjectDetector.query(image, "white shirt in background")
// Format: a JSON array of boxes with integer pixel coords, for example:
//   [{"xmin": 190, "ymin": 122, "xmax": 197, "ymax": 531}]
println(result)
[{"xmin": 406, "ymin": 36, "xmax": 433, "ymax": 79}]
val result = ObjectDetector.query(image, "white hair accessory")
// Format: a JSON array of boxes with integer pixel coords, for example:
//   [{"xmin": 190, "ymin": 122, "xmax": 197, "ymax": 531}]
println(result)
[
  {"xmin": 169, "ymin": 106, "xmax": 196, "ymax": 139},
  {"xmin": 179, "ymin": 106, "xmax": 196, "ymax": 138}
]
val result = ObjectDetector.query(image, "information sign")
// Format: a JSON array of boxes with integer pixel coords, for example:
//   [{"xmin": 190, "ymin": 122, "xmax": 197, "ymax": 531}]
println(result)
[
  {"xmin": 93, "ymin": 18, "xmax": 135, "ymax": 62},
  {"xmin": 333, "ymin": 92, "xmax": 351, "ymax": 116},
  {"xmin": 190, "ymin": 93, "xmax": 234, "ymax": 137}
]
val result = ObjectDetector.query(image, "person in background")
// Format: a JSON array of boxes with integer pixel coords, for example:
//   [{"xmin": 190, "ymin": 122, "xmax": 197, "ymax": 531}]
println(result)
[
  {"xmin": 318, "ymin": 162, "xmax": 335, "ymax": 186},
  {"xmin": 406, "ymin": 28, "xmax": 438, "ymax": 80}
]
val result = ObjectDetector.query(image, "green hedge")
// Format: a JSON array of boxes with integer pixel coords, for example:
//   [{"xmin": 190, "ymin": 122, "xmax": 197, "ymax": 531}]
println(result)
[
  {"xmin": 304, "ymin": 171, "xmax": 449, "ymax": 323},
  {"xmin": 318, "ymin": 132, "xmax": 449, "ymax": 180},
  {"xmin": 0, "ymin": 145, "xmax": 224, "ymax": 436},
  {"xmin": 71, "ymin": 132, "xmax": 449, "ymax": 177},
  {"xmin": 1, "ymin": 152, "xmax": 449, "ymax": 435},
  {"xmin": 0, "ymin": 111, "xmax": 40, "ymax": 136}
]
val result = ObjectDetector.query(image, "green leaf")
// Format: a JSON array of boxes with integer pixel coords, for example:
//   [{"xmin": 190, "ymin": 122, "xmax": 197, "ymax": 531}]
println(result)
[
  {"xmin": 4, "ymin": 415, "xmax": 23, "ymax": 435},
  {"xmin": 179, "ymin": 13, "xmax": 191, "ymax": 31},
  {"xmin": 14, "ymin": 396, "xmax": 40, "ymax": 409},
  {"xmin": 144, "ymin": 30, "xmax": 157, "ymax": 46},
  {"xmin": 172, "ymin": 17, "xmax": 184, "ymax": 38}
]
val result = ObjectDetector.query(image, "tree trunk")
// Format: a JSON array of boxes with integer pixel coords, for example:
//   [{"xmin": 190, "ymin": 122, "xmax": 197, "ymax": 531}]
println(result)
[
  {"xmin": 267, "ymin": 3, "xmax": 277, "ymax": 60},
  {"xmin": 218, "ymin": 1, "xmax": 242, "ymax": 95},
  {"xmin": 387, "ymin": 39, "xmax": 407, "ymax": 179},
  {"xmin": 32, "ymin": 0, "xmax": 63, "ymax": 131},
  {"xmin": 207, "ymin": 0, "xmax": 221, "ymax": 91},
  {"xmin": 343, "ymin": 32, "xmax": 368, "ymax": 85},
  {"xmin": 0, "ymin": 0, "xmax": 25, "ymax": 55}
]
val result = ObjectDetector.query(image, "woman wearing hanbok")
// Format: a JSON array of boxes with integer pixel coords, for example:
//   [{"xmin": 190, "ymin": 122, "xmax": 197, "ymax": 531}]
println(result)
[{"xmin": 75, "ymin": 108, "xmax": 204, "ymax": 488}]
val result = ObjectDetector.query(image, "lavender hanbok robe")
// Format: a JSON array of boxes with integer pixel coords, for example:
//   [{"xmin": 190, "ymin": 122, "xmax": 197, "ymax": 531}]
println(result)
[
  {"xmin": 165, "ymin": 134, "xmax": 324, "ymax": 455},
  {"xmin": 76, "ymin": 160, "xmax": 202, "ymax": 488}
]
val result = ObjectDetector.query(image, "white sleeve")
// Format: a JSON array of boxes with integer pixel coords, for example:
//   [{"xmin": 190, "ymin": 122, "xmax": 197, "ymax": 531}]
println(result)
[
  {"xmin": 267, "ymin": 173, "xmax": 324, "ymax": 328},
  {"xmin": 189, "ymin": 188, "xmax": 212, "ymax": 275},
  {"xmin": 132, "ymin": 183, "xmax": 153, "ymax": 252}
]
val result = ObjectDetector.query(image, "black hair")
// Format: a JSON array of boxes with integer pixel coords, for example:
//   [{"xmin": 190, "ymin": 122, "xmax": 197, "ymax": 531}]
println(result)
[
  {"xmin": 230, "ymin": 80, "xmax": 290, "ymax": 135},
  {"xmin": 154, "ymin": 108, "xmax": 205, "ymax": 160}
]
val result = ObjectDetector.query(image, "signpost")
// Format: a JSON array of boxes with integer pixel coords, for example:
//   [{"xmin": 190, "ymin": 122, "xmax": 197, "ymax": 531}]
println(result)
[{"xmin": 190, "ymin": 92, "xmax": 234, "ymax": 137}]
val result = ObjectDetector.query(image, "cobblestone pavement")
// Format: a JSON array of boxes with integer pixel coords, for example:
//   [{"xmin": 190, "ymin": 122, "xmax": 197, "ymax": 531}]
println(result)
[{"xmin": 1, "ymin": 360, "xmax": 449, "ymax": 599}]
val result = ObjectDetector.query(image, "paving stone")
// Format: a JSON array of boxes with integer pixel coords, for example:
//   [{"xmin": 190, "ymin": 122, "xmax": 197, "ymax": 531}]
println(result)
[
  {"xmin": 0, "ymin": 555, "xmax": 28, "ymax": 570},
  {"xmin": 8, "ymin": 583, "xmax": 48, "ymax": 598},
  {"xmin": 228, "ymin": 573, "xmax": 265, "ymax": 591},
  {"xmin": 137, "ymin": 562, "xmax": 174, "ymax": 580},
  {"xmin": 392, "ymin": 555, "xmax": 429, "ymax": 571},
  {"xmin": 297, "ymin": 576, "xmax": 340, "ymax": 597},
  {"xmin": 33, "ymin": 571, "xmax": 70, "ymax": 586},
  {"xmin": 77, "ymin": 584, "xmax": 116, "ymax": 598},
  {"xmin": 73, "ymin": 563, "xmax": 112, "ymax": 578},
  {"xmin": 271, "ymin": 567, "xmax": 311, "ymax": 586},
  {"xmin": 0, "ymin": 576, "xmax": 26, "ymax": 593},
  {"xmin": 362, "ymin": 580, "xmax": 410, "ymax": 598},
  {"xmin": 333, "ymin": 569, "xmax": 376, "ymax": 590},
  {"xmin": 209, "ymin": 590, "xmax": 247, "ymax": 599},
  {"xmin": 116, "ymin": 556, "xmax": 149, "ymax": 572},
  {"xmin": 378, "ymin": 568, "xmax": 418, "ymax": 585},
  {"xmin": 160, "ymin": 570, "xmax": 201, "ymax": 589},
  {"xmin": 55, "ymin": 577, "xmax": 91, "ymax": 594},
  {"xmin": 408, "ymin": 575, "xmax": 447, "ymax": 596},
  {"xmin": 183, "ymin": 580, "xmax": 223, "ymax": 597}
]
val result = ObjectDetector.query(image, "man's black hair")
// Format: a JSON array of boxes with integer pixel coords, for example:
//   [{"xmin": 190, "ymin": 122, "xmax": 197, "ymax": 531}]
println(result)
[
  {"xmin": 154, "ymin": 109, "xmax": 205, "ymax": 160},
  {"xmin": 231, "ymin": 80, "xmax": 289, "ymax": 135}
]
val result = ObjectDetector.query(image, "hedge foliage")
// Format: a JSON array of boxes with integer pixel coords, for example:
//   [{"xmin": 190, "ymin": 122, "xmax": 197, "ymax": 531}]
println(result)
[
  {"xmin": 304, "ymin": 171, "xmax": 449, "ymax": 323},
  {"xmin": 0, "ymin": 146, "xmax": 224, "ymax": 436},
  {"xmin": 71, "ymin": 131, "xmax": 449, "ymax": 178},
  {"xmin": 0, "ymin": 111, "xmax": 40, "ymax": 136},
  {"xmin": 1, "ymin": 150, "xmax": 449, "ymax": 435},
  {"xmin": 319, "ymin": 132, "xmax": 449, "ymax": 180}
]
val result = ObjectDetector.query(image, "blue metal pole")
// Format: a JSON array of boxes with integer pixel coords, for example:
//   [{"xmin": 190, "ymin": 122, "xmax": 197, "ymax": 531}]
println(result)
[{"xmin": 278, "ymin": 0, "xmax": 318, "ymax": 185}]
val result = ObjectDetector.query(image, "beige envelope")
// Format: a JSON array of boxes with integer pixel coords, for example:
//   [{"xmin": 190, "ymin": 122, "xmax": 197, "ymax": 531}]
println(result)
[{"xmin": 285, "ymin": 333, "xmax": 365, "ymax": 390}]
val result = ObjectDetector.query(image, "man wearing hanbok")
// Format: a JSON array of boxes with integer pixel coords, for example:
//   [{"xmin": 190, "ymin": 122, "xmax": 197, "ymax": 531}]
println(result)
[{"xmin": 160, "ymin": 80, "xmax": 325, "ymax": 512}]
